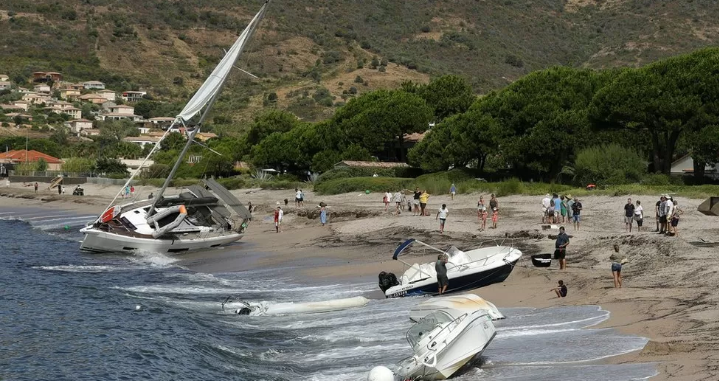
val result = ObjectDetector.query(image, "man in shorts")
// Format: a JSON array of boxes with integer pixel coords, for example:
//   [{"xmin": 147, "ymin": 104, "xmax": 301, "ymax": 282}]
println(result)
[
  {"xmin": 435, "ymin": 254, "xmax": 449, "ymax": 294},
  {"xmin": 658, "ymin": 195, "xmax": 667, "ymax": 234},
  {"xmin": 412, "ymin": 187, "xmax": 421, "ymax": 216},
  {"xmin": 624, "ymin": 198, "xmax": 635, "ymax": 232},
  {"xmin": 554, "ymin": 226, "xmax": 569, "ymax": 270},
  {"xmin": 436, "ymin": 203, "xmax": 449, "ymax": 234}
]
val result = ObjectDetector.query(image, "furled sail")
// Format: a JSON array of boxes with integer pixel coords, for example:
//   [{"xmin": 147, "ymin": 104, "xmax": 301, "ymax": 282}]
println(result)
[{"xmin": 176, "ymin": 1, "xmax": 269, "ymax": 123}]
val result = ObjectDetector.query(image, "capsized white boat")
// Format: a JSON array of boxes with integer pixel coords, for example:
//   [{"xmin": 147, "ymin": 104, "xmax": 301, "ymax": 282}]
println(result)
[
  {"xmin": 379, "ymin": 239, "xmax": 522, "ymax": 298},
  {"xmin": 397, "ymin": 308, "xmax": 495, "ymax": 380},
  {"xmin": 80, "ymin": 1, "xmax": 270, "ymax": 253},
  {"xmin": 223, "ymin": 296, "xmax": 369, "ymax": 316},
  {"xmin": 409, "ymin": 294, "xmax": 505, "ymax": 322}
]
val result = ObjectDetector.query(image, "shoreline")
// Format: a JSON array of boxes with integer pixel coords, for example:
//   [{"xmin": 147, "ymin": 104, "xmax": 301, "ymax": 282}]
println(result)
[{"xmin": 2, "ymin": 183, "xmax": 718, "ymax": 380}]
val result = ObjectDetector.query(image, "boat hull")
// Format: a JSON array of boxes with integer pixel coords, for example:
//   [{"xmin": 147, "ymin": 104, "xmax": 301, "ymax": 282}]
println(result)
[
  {"xmin": 80, "ymin": 228, "xmax": 243, "ymax": 253},
  {"xmin": 386, "ymin": 259, "xmax": 519, "ymax": 298}
]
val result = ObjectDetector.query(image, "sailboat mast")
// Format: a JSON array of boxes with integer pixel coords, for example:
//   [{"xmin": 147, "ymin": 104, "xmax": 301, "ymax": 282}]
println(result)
[{"xmin": 147, "ymin": 1, "xmax": 269, "ymax": 216}]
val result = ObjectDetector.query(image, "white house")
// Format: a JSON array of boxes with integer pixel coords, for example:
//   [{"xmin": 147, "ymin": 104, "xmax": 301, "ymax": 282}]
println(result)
[
  {"xmin": 123, "ymin": 136, "xmax": 161, "ymax": 147},
  {"xmin": 107, "ymin": 104, "xmax": 135, "ymax": 115},
  {"xmin": 121, "ymin": 91, "xmax": 147, "ymax": 102},
  {"xmin": 101, "ymin": 113, "xmax": 143, "ymax": 122},
  {"xmin": 121, "ymin": 158, "xmax": 155, "ymax": 174},
  {"xmin": 83, "ymin": 81, "xmax": 105, "ymax": 90},
  {"xmin": 67, "ymin": 119, "xmax": 94, "ymax": 133},
  {"xmin": 33, "ymin": 84, "xmax": 51, "ymax": 94},
  {"xmin": 96, "ymin": 89, "xmax": 116, "ymax": 102},
  {"xmin": 670, "ymin": 155, "xmax": 719, "ymax": 180},
  {"xmin": 0, "ymin": 74, "xmax": 9, "ymax": 81},
  {"xmin": 0, "ymin": 81, "xmax": 11, "ymax": 90}
]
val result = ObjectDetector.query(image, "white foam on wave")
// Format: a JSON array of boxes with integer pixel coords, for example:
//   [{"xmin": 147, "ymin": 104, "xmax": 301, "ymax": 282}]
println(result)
[
  {"xmin": 498, "ymin": 314, "xmax": 608, "ymax": 332},
  {"xmin": 32, "ymin": 265, "xmax": 137, "ymax": 273},
  {"xmin": 128, "ymin": 250, "xmax": 178, "ymax": 267}
]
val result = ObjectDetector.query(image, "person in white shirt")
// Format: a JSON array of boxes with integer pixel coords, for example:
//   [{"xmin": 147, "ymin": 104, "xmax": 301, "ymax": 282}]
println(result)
[
  {"xmin": 393, "ymin": 191, "xmax": 403, "ymax": 214},
  {"xmin": 541, "ymin": 194, "xmax": 551, "ymax": 223},
  {"xmin": 634, "ymin": 200, "xmax": 644, "ymax": 231},
  {"xmin": 664, "ymin": 196, "xmax": 674, "ymax": 228},
  {"xmin": 295, "ymin": 189, "xmax": 302, "ymax": 207},
  {"xmin": 436, "ymin": 204, "xmax": 449, "ymax": 234},
  {"xmin": 384, "ymin": 191, "xmax": 392, "ymax": 211}
]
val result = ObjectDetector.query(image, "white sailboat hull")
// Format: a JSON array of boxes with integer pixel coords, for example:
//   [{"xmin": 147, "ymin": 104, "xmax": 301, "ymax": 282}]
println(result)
[{"xmin": 80, "ymin": 227, "xmax": 243, "ymax": 253}]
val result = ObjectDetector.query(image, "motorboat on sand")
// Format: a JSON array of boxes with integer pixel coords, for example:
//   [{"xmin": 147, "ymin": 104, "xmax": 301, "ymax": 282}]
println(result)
[
  {"xmin": 409, "ymin": 294, "xmax": 504, "ymax": 322},
  {"xmin": 368, "ymin": 307, "xmax": 496, "ymax": 380},
  {"xmin": 222, "ymin": 296, "xmax": 369, "ymax": 316},
  {"xmin": 379, "ymin": 239, "xmax": 522, "ymax": 298}
]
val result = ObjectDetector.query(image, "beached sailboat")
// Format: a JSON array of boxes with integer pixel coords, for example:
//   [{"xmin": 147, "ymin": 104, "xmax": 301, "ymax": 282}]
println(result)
[{"xmin": 80, "ymin": 2, "xmax": 270, "ymax": 253}]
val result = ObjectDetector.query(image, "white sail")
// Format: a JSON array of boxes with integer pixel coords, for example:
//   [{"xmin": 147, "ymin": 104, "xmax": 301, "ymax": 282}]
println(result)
[{"xmin": 177, "ymin": 1, "xmax": 269, "ymax": 122}]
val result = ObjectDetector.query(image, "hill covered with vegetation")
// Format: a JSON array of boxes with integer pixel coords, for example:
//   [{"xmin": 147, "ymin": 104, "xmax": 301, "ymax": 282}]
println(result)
[{"xmin": 1, "ymin": 0, "xmax": 718, "ymax": 131}]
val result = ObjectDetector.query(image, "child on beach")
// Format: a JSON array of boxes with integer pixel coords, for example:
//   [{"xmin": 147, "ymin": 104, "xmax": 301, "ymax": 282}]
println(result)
[
  {"xmin": 551, "ymin": 280, "xmax": 567, "ymax": 298},
  {"xmin": 383, "ymin": 190, "xmax": 392, "ymax": 211},
  {"xmin": 450, "ymin": 183, "xmax": 456, "ymax": 200},
  {"xmin": 436, "ymin": 204, "xmax": 449, "ymax": 234},
  {"xmin": 274, "ymin": 206, "xmax": 283, "ymax": 233},
  {"xmin": 477, "ymin": 196, "xmax": 488, "ymax": 231},
  {"xmin": 320, "ymin": 204, "xmax": 328, "ymax": 226},
  {"xmin": 489, "ymin": 194, "xmax": 499, "ymax": 228}
]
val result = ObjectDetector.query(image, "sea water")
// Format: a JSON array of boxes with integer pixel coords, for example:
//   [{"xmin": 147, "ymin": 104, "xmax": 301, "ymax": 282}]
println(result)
[{"xmin": 0, "ymin": 208, "xmax": 657, "ymax": 381}]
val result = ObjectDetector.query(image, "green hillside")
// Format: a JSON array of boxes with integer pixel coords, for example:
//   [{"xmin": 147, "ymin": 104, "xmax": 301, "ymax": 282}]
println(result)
[{"xmin": 1, "ymin": 0, "xmax": 718, "ymax": 127}]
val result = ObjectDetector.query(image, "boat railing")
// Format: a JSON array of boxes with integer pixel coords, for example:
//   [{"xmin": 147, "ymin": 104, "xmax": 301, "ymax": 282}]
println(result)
[{"xmin": 445, "ymin": 247, "xmax": 514, "ymax": 272}]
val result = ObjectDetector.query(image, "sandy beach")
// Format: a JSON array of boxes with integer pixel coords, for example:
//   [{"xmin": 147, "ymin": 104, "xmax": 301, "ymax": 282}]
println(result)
[{"xmin": 2, "ymin": 180, "xmax": 718, "ymax": 380}]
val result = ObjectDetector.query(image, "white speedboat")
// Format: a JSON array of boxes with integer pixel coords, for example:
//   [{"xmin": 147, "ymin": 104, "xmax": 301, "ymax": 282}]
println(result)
[
  {"xmin": 223, "ymin": 296, "xmax": 369, "ymax": 316},
  {"xmin": 409, "ymin": 294, "xmax": 505, "ymax": 322},
  {"xmin": 396, "ymin": 309, "xmax": 496, "ymax": 380},
  {"xmin": 80, "ymin": 2, "xmax": 270, "ymax": 253},
  {"xmin": 379, "ymin": 239, "xmax": 522, "ymax": 298}
]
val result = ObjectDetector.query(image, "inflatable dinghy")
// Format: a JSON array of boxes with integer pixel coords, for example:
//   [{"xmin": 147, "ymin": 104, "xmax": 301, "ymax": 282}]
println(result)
[{"xmin": 409, "ymin": 293, "xmax": 505, "ymax": 322}]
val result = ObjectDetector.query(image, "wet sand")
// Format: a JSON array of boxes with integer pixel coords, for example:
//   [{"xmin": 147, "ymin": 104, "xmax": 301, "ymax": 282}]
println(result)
[{"xmin": 2, "ymin": 181, "xmax": 719, "ymax": 380}]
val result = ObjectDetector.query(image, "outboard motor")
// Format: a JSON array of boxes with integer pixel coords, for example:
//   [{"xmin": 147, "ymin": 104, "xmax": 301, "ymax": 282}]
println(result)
[{"xmin": 378, "ymin": 271, "xmax": 399, "ymax": 293}]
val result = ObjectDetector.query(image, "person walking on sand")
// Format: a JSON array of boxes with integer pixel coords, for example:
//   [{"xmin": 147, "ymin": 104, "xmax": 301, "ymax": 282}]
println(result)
[
  {"xmin": 436, "ymin": 204, "xmax": 449, "ymax": 234},
  {"xmin": 624, "ymin": 198, "xmax": 635, "ymax": 232},
  {"xmin": 554, "ymin": 226, "xmax": 569, "ymax": 270},
  {"xmin": 489, "ymin": 194, "xmax": 499, "ymax": 229},
  {"xmin": 299, "ymin": 189, "xmax": 305, "ymax": 207},
  {"xmin": 295, "ymin": 188, "xmax": 301, "ymax": 207},
  {"xmin": 610, "ymin": 244, "xmax": 627, "ymax": 288},
  {"xmin": 571, "ymin": 198, "xmax": 582, "ymax": 230},
  {"xmin": 274, "ymin": 206, "xmax": 283, "ymax": 233},
  {"xmin": 384, "ymin": 190, "xmax": 392, "ymax": 211},
  {"xmin": 435, "ymin": 254, "xmax": 449, "ymax": 294},
  {"xmin": 130, "ymin": 185, "xmax": 135, "ymax": 196},
  {"xmin": 634, "ymin": 200, "xmax": 644, "ymax": 232},
  {"xmin": 551, "ymin": 280, "xmax": 567, "ymax": 298},
  {"xmin": 477, "ymin": 196, "xmax": 488, "ymax": 231},
  {"xmin": 419, "ymin": 190, "xmax": 430, "ymax": 216},
  {"xmin": 393, "ymin": 190, "xmax": 403, "ymax": 214},
  {"xmin": 33, "ymin": 182, "xmax": 38, "ymax": 193},
  {"xmin": 412, "ymin": 187, "xmax": 421, "ymax": 216},
  {"xmin": 450, "ymin": 183, "xmax": 456, "ymax": 200}
]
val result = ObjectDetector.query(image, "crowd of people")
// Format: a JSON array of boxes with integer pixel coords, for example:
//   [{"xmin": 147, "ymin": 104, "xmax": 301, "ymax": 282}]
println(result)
[{"xmin": 541, "ymin": 193, "xmax": 582, "ymax": 230}]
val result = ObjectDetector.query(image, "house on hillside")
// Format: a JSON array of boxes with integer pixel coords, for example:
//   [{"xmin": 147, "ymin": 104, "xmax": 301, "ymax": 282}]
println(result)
[
  {"xmin": 32, "ymin": 72, "xmax": 62, "ymax": 83},
  {"xmin": 22, "ymin": 92, "xmax": 50, "ymax": 105},
  {"xmin": 79, "ymin": 93, "xmax": 108, "ymax": 104},
  {"xmin": 67, "ymin": 119, "xmax": 94, "ymax": 133},
  {"xmin": 120, "ymin": 158, "xmax": 154, "ymax": 174},
  {"xmin": 196, "ymin": 132, "xmax": 218, "ymax": 142},
  {"xmin": 0, "ymin": 81, "xmax": 11, "ymax": 91},
  {"xmin": 60, "ymin": 88, "xmax": 81, "ymax": 100},
  {"xmin": 148, "ymin": 117, "xmax": 175, "ymax": 129},
  {"xmin": 83, "ymin": 81, "xmax": 105, "ymax": 90},
  {"xmin": 0, "ymin": 104, "xmax": 24, "ymax": 112},
  {"xmin": 96, "ymin": 89, "xmax": 116, "ymax": 102},
  {"xmin": 121, "ymin": 91, "xmax": 147, "ymax": 102},
  {"xmin": 123, "ymin": 136, "xmax": 161, "ymax": 147},
  {"xmin": 0, "ymin": 150, "xmax": 63, "ymax": 171},
  {"xmin": 670, "ymin": 155, "xmax": 719, "ymax": 180},
  {"xmin": 0, "ymin": 74, "xmax": 9, "ymax": 81},
  {"xmin": 333, "ymin": 160, "xmax": 410, "ymax": 169},
  {"xmin": 100, "ymin": 105, "xmax": 142, "ymax": 122},
  {"xmin": 33, "ymin": 84, "xmax": 51, "ymax": 94}
]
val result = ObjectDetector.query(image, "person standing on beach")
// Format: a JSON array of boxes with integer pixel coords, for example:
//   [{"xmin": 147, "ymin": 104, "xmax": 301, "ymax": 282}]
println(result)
[
  {"xmin": 560, "ymin": 195, "xmax": 568, "ymax": 223},
  {"xmin": 664, "ymin": 196, "xmax": 674, "ymax": 234},
  {"xmin": 669, "ymin": 200, "xmax": 683, "ymax": 236},
  {"xmin": 436, "ymin": 204, "xmax": 449, "ymax": 234},
  {"xmin": 654, "ymin": 196, "xmax": 661, "ymax": 232},
  {"xmin": 658, "ymin": 195, "xmax": 667, "ymax": 233},
  {"xmin": 34, "ymin": 182, "xmax": 38, "ymax": 193},
  {"xmin": 58, "ymin": 183, "xmax": 62, "ymax": 195},
  {"xmin": 319, "ymin": 204, "xmax": 328, "ymax": 226},
  {"xmin": 552, "ymin": 194, "xmax": 561, "ymax": 223},
  {"xmin": 412, "ymin": 187, "xmax": 421, "ymax": 216},
  {"xmin": 489, "ymin": 194, "xmax": 499, "ymax": 229},
  {"xmin": 554, "ymin": 226, "xmax": 569, "ymax": 270},
  {"xmin": 299, "ymin": 189, "xmax": 305, "ymax": 207},
  {"xmin": 634, "ymin": 200, "xmax": 644, "ymax": 232},
  {"xmin": 477, "ymin": 196, "xmax": 488, "ymax": 231},
  {"xmin": 541, "ymin": 194, "xmax": 551, "ymax": 223},
  {"xmin": 624, "ymin": 198, "xmax": 635, "ymax": 232},
  {"xmin": 435, "ymin": 254, "xmax": 449, "ymax": 294},
  {"xmin": 610, "ymin": 244, "xmax": 626, "ymax": 288},
  {"xmin": 566, "ymin": 194, "xmax": 574, "ymax": 224},
  {"xmin": 274, "ymin": 206, "xmax": 283, "ymax": 233},
  {"xmin": 419, "ymin": 190, "xmax": 430, "ymax": 216},
  {"xmin": 295, "ymin": 189, "xmax": 301, "ymax": 207},
  {"xmin": 383, "ymin": 190, "xmax": 392, "ymax": 211},
  {"xmin": 130, "ymin": 185, "xmax": 135, "ymax": 196},
  {"xmin": 393, "ymin": 191, "xmax": 403, "ymax": 214},
  {"xmin": 551, "ymin": 280, "xmax": 567, "ymax": 298},
  {"xmin": 571, "ymin": 198, "xmax": 582, "ymax": 230},
  {"xmin": 450, "ymin": 183, "xmax": 456, "ymax": 200}
]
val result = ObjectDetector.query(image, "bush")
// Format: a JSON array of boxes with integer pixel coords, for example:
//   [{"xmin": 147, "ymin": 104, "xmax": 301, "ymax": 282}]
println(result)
[
  {"xmin": 217, "ymin": 177, "xmax": 246, "ymax": 190},
  {"xmin": 315, "ymin": 177, "xmax": 414, "ymax": 195},
  {"xmin": 258, "ymin": 180, "xmax": 302, "ymax": 190},
  {"xmin": 574, "ymin": 144, "xmax": 646, "ymax": 186},
  {"xmin": 641, "ymin": 173, "xmax": 672, "ymax": 186}
]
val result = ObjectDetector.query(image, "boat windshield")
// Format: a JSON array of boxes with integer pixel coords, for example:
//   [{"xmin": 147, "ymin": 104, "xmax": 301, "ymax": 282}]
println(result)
[{"xmin": 406, "ymin": 311, "xmax": 454, "ymax": 348}]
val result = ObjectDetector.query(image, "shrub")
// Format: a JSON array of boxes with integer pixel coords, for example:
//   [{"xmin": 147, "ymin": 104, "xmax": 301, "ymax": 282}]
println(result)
[
  {"xmin": 420, "ymin": 25, "xmax": 431, "ymax": 33},
  {"xmin": 217, "ymin": 177, "xmax": 246, "ymax": 190},
  {"xmin": 315, "ymin": 177, "xmax": 414, "ymax": 195},
  {"xmin": 354, "ymin": 75, "xmax": 363, "ymax": 83},
  {"xmin": 258, "ymin": 180, "xmax": 302, "ymax": 190},
  {"xmin": 574, "ymin": 144, "xmax": 646, "ymax": 186}
]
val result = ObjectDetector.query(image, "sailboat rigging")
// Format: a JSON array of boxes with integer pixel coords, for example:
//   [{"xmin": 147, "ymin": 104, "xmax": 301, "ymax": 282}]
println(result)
[{"xmin": 80, "ymin": 1, "xmax": 270, "ymax": 253}]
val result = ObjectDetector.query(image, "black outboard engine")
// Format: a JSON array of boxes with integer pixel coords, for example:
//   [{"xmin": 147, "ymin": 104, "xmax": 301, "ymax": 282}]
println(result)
[{"xmin": 378, "ymin": 271, "xmax": 399, "ymax": 293}]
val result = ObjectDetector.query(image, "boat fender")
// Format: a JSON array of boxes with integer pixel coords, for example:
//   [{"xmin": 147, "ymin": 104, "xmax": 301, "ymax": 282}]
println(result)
[{"xmin": 367, "ymin": 366, "xmax": 394, "ymax": 381}]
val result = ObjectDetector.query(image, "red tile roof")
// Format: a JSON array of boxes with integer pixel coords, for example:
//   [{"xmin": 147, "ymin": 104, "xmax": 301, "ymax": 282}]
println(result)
[{"xmin": 0, "ymin": 150, "xmax": 62, "ymax": 164}]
